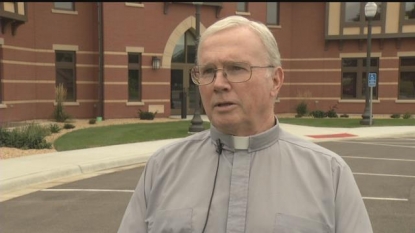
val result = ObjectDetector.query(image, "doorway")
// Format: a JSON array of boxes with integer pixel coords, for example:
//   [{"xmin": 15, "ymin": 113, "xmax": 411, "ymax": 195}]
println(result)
[
  {"xmin": 170, "ymin": 64, "xmax": 197, "ymax": 115},
  {"xmin": 170, "ymin": 29, "xmax": 202, "ymax": 116}
]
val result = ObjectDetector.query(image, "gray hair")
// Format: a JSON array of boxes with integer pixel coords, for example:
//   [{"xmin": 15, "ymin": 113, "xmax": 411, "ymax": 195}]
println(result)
[{"xmin": 197, "ymin": 15, "xmax": 282, "ymax": 67}]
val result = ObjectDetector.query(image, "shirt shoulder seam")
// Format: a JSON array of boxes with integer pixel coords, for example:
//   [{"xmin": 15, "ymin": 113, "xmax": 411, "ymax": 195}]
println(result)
[{"xmin": 278, "ymin": 137, "xmax": 345, "ymax": 168}]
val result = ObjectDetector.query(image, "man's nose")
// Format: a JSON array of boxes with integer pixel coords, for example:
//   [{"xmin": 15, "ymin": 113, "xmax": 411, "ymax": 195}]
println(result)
[
  {"xmin": 214, "ymin": 68, "xmax": 227, "ymax": 79},
  {"xmin": 213, "ymin": 69, "xmax": 230, "ymax": 89}
]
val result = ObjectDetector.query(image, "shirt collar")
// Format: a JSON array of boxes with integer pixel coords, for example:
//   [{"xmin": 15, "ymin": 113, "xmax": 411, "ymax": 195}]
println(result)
[{"xmin": 210, "ymin": 117, "xmax": 280, "ymax": 152}]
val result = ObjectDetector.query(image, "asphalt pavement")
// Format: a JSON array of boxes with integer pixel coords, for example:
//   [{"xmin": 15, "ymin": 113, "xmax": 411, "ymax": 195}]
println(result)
[{"xmin": 1, "ymin": 115, "xmax": 415, "ymax": 200}]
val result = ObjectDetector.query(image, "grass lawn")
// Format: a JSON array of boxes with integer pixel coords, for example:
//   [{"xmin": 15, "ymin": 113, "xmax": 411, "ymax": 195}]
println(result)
[
  {"xmin": 54, "ymin": 118, "xmax": 415, "ymax": 151},
  {"xmin": 54, "ymin": 121, "xmax": 211, "ymax": 151}
]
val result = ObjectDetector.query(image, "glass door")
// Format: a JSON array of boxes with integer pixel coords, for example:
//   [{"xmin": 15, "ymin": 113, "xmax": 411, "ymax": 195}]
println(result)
[
  {"xmin": 188, "ymin": 70, "xmax": 197, "ymax": 111},
  {"xmin": 171, "ymin": 69, "xmax": 184, "ymax": 115},
  {"xmin": 171, "ymin": 64, "xmax": 202, "ymax": 115}
]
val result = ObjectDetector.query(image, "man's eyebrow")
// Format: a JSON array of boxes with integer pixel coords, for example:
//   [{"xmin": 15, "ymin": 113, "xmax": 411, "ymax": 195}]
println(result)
[
  {"xmin": 199, "ymin": 60, "xmax": 251, "ymax": 67},
  {"xmin": 199, "ymin": 63, "xmax": 216, "ymax": 67}
]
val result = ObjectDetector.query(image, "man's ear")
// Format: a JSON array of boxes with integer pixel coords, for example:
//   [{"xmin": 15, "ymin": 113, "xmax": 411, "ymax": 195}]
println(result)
[{"xmin": 270, "ymin": 67, "xmax": 284, "ymax": 98}]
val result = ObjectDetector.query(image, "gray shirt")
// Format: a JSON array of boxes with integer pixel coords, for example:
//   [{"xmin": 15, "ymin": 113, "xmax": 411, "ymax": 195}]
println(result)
[{"xmin": 118, "ymin": 121, "xmax": 373, "ymax": 233}]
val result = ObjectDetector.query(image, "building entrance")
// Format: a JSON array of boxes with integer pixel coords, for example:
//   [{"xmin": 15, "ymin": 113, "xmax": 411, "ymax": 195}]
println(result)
[
  {"xmin": 170, "ymin": 64, "xmax": 197, "ymax": 115},
  {"xmin": 170, "ymin": 30, "xmax": 204, "ymax": 116}
]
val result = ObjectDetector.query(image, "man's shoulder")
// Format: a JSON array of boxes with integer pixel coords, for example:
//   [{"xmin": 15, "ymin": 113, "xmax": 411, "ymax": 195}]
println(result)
[
  {"xmin": 165, "ymin": 129, "xmax": 211, "ymax": 149},
  {"xmin": 150, "ymin": 129, "xmax": 212, "ymax": 161},
  {"xmin": 278, "ymin": 127, "xmax": 347, "ymax": 167}
]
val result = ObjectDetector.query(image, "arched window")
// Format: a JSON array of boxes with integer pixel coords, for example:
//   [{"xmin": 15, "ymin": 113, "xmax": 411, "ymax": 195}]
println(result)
[{"xmin": 172, "ymin": 30, "xmax": 196, "ymax": 64}]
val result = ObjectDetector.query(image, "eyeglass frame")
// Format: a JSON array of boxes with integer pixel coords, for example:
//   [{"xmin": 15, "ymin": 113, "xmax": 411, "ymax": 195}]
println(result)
[{"xmin": 190, "ymin": 62, "xmax": 275, "ymax": 86}]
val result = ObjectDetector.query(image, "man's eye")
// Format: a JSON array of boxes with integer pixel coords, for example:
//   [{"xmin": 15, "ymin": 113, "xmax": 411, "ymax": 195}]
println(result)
[
  {"xmin": 202, "ymin": 68, "xmax": 216, "ymax": 75},
  {"xmin": 227, "ymin": 65, "xmax": 246, "ymax": 72}
]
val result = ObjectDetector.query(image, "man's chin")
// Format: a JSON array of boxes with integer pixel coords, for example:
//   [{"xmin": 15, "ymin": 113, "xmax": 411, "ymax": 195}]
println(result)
[{"xmin": 211, "ymin": 118, "xmax": 239, "ymax": 133}]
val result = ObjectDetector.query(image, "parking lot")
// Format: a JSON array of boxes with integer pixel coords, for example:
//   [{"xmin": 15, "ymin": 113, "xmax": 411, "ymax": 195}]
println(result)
[{"xmin": 1, "ymin": 136, "xmax": 414, "ymax": 233}]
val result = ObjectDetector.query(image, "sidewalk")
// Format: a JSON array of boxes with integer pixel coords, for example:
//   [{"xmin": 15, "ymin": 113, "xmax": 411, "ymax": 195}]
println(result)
[{"xmin": 1, "ymin": 116, "xmax": 415, "ymax": 196}]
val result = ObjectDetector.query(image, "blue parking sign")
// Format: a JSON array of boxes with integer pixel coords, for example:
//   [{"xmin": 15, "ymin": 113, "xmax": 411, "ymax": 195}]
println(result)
[{"xmin": 368, "ymin": 73, "xmax": 377, "ymax": 87}]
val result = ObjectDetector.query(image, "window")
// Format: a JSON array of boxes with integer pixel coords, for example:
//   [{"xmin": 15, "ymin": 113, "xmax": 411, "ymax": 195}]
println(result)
[
  {"xmin": 344, "ymin": 2, "xmax": 382, "ymax": 24},
  {"xmin": 345, "ymin": 2, "xmax": 361, "ymax": 22},
  {"xmin": 54, "ymin": 2, "xmax": 74, "ymax": 11},
  {"xmin": 341, "ymin": 58, "xmax": 379, "ymax": 99},
  {"xmin": 267, "ymin": 2, "xmax": 280, "ymax": 25},
  {"xmin": 55, "ymin": 51, "xmax": 76, "ymax": 101},
  {"xmin": 404, "ymin": 2, "xmax": 415, "ymax": 20},
  {"xmin": 399, "ymin": 57, "xmax": 415, "ymax": 99},
  {"xmin": 128, "ymin": 53, "xmax": 142, "ymax": 101},
  {"xmin": 237, "ymin": 2, "xmax": 248, "ymax": 12},
  {"xmin": 172, "ymin": 30, "xmax": 196, "ymax": 64}
]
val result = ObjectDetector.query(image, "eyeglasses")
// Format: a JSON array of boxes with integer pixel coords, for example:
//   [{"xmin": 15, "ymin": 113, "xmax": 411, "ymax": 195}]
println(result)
[{"xmin": 190, "ymin": 62, "xmax": 274, "ymax": 86}]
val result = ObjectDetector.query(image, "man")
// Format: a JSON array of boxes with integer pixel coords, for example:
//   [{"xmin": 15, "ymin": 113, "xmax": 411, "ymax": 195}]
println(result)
[{"xmin": 118, "ymin": 15, "xmax": 373, "ymax": 233}]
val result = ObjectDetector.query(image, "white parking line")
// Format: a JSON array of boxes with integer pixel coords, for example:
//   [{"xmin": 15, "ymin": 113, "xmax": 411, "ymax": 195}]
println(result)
[
  {"xmin": 362, "ymin": 197, "xmax": 408, "ymax": 202},
  {"xmin": 343, "ymin": 156, "xmax": 415, "ymax": 162},
  {"xmin": 339, "ymin": 141, "xmax": 415, "ymax": 149},
  {"xmin": 362, "ymin": 138, "xmax": 415, "ymax": 141},
  {"xmin": 41, "ymin": 189, "xmax": 134, "ymax": 193},
  {"xmin": 354, "ymin": 172, "xmax": 415, "ymax": 179}
]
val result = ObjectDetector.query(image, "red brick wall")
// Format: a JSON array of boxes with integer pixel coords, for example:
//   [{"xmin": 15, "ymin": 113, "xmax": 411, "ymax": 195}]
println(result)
[{"xmin": 1, "ymin": 2, "xmax": 414, "ymax": 125}]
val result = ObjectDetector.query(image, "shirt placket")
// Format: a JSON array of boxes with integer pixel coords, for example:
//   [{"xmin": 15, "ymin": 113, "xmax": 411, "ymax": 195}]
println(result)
[{"xmin": 226, "ymin": 150, "xmax": 250, "ymax": 233}]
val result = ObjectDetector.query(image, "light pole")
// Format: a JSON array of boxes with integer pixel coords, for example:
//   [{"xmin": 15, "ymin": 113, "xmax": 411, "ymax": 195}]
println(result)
[
  {"xmin": 189, "ymin": 2, "xmax": 205, "ymax": 133},
  {"xmin": 360, "ymin": 2, "xmax": 377, "ymax": 125}
]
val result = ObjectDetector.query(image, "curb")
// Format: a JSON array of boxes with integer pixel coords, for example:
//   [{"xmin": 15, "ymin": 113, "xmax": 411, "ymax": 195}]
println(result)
[{"xmin": 0, "ymin": 153, "xmax": 152, "ymax": 194}]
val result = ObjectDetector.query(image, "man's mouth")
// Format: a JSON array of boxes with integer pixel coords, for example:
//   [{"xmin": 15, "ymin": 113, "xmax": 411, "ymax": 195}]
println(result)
[{"xmin": 215, "ymin": 102, "xmax": 234, "ymax": 107}]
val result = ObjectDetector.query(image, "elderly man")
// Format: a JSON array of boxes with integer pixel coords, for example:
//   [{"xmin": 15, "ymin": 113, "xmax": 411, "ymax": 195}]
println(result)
[{"xmin": 118, "ymin": 15, "xmax": 373, "ymax": 233}]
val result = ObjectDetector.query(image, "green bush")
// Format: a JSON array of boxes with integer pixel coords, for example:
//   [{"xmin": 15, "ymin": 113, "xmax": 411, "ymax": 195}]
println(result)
[
  {"xmin": 63, "ymin": 123, "xmax": 76, "ymax": 129},
  {"xmin": 310, "ymin": 110, "xmax": 327, "ymax": 118},
  {"xmin": 89, "ymin": 119, "xmax": 97, "ymax": 124},
  {"xmin": 390, "ymin": 113, "xmax": 401, "ymax": 119},
  {"xmin": 53, "ymin": 103, "xmax": 70, "ymax": 122},
  {"xmin": 295, "ymin": 101, "xmax": 308, "ymax": 118},
  {"xmin": 139, "ymin": 109, "xmax": 157, "ymax": 120},
  {"xmin": 0, "ymin": 123, "xmax": 51, "ymax": 149},
  {"xmin": 53, "ymin": 84, "xmax": 70, "ymax": 122},
  {"xmin": 326, "ymin": 104, "xmax": 338, "ymax": 118},
  {"xmin": 49, "ymin": 123, "xmax": 61, "ymax": 133},
  {"xmin": 403, "ymin": 112, "xmax": 412, "ymax": 119},
  {"xmin": 340, "ymin": 113, "xmax": 349, "ymax": 118},
  {"xmin": 0, "ymin": 127, "xmax": 10, "ymax": 147}
]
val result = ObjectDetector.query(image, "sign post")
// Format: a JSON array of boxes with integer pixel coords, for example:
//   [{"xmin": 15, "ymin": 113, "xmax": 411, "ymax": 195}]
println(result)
[{"xmin": 368, "ymin": 73, "xmax": 377, "ymax": 126}]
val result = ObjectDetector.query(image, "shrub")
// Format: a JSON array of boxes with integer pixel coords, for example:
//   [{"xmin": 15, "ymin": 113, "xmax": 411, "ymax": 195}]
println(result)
[
  {"xmin": 390, "ymin": 113, "xmax": 401, "ymax": 119},
  {"xmin": 49, "ymin": 123, "xmax": 61, "ymax": 133},
  {"xmin": 53, "ymin": 84, "xmax": 70, "ymax": 122},
  {"xmin": 63, "ymin": 123, "xmax": 76, "ymax": 129},
  {"xmin": 403, "ymin": 112, "xmax": 412, "ymax": 119},
  {"xmin": 295, "ymin": 101, "xmax": 308, "ymax": 118},
  {"xmin": 89, "ymin": 119, "xmax": 97, "ymax": 124},
  {"xmin": 340, "ymin": 113, "xmax": 349, "ymax": 118},
  {"xmin": 139, "ymin": 109, "xmax": 157, "ymax": 120},
  {"xmin": 326, "ymin": 104, "xmax": 338, "ymax": 118},
  {"xmin": 0, "ymin": 123, "xmax": 51, "ymax": 149},
  {"xmin": 310, "ymin": 110, "xmax": 327, "ymax": 118},
  {"xmin": 0, "ymin": 127, "xmax": 10, "ymax": 147}
]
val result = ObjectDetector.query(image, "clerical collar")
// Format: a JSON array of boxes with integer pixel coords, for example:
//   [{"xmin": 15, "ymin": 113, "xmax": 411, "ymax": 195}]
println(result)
[{"xmin": 210, "ymin": 117, "xmax": 280, "ymax": 152}]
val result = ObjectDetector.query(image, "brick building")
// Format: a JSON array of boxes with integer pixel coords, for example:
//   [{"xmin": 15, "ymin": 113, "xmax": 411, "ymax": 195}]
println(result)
[{"xmin": 0, "ymin": 2, "xmax": 414, "ymax": 125}]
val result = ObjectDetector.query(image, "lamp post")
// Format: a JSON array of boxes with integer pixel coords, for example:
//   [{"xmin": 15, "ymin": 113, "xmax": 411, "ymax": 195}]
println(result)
[
  {"xmin": 360, "ymin": 2, "xmax": 377, "ymax": 125},
  {"xmin": 189, "ymin": 2, "xmax": 205, "ymax": 133}
]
